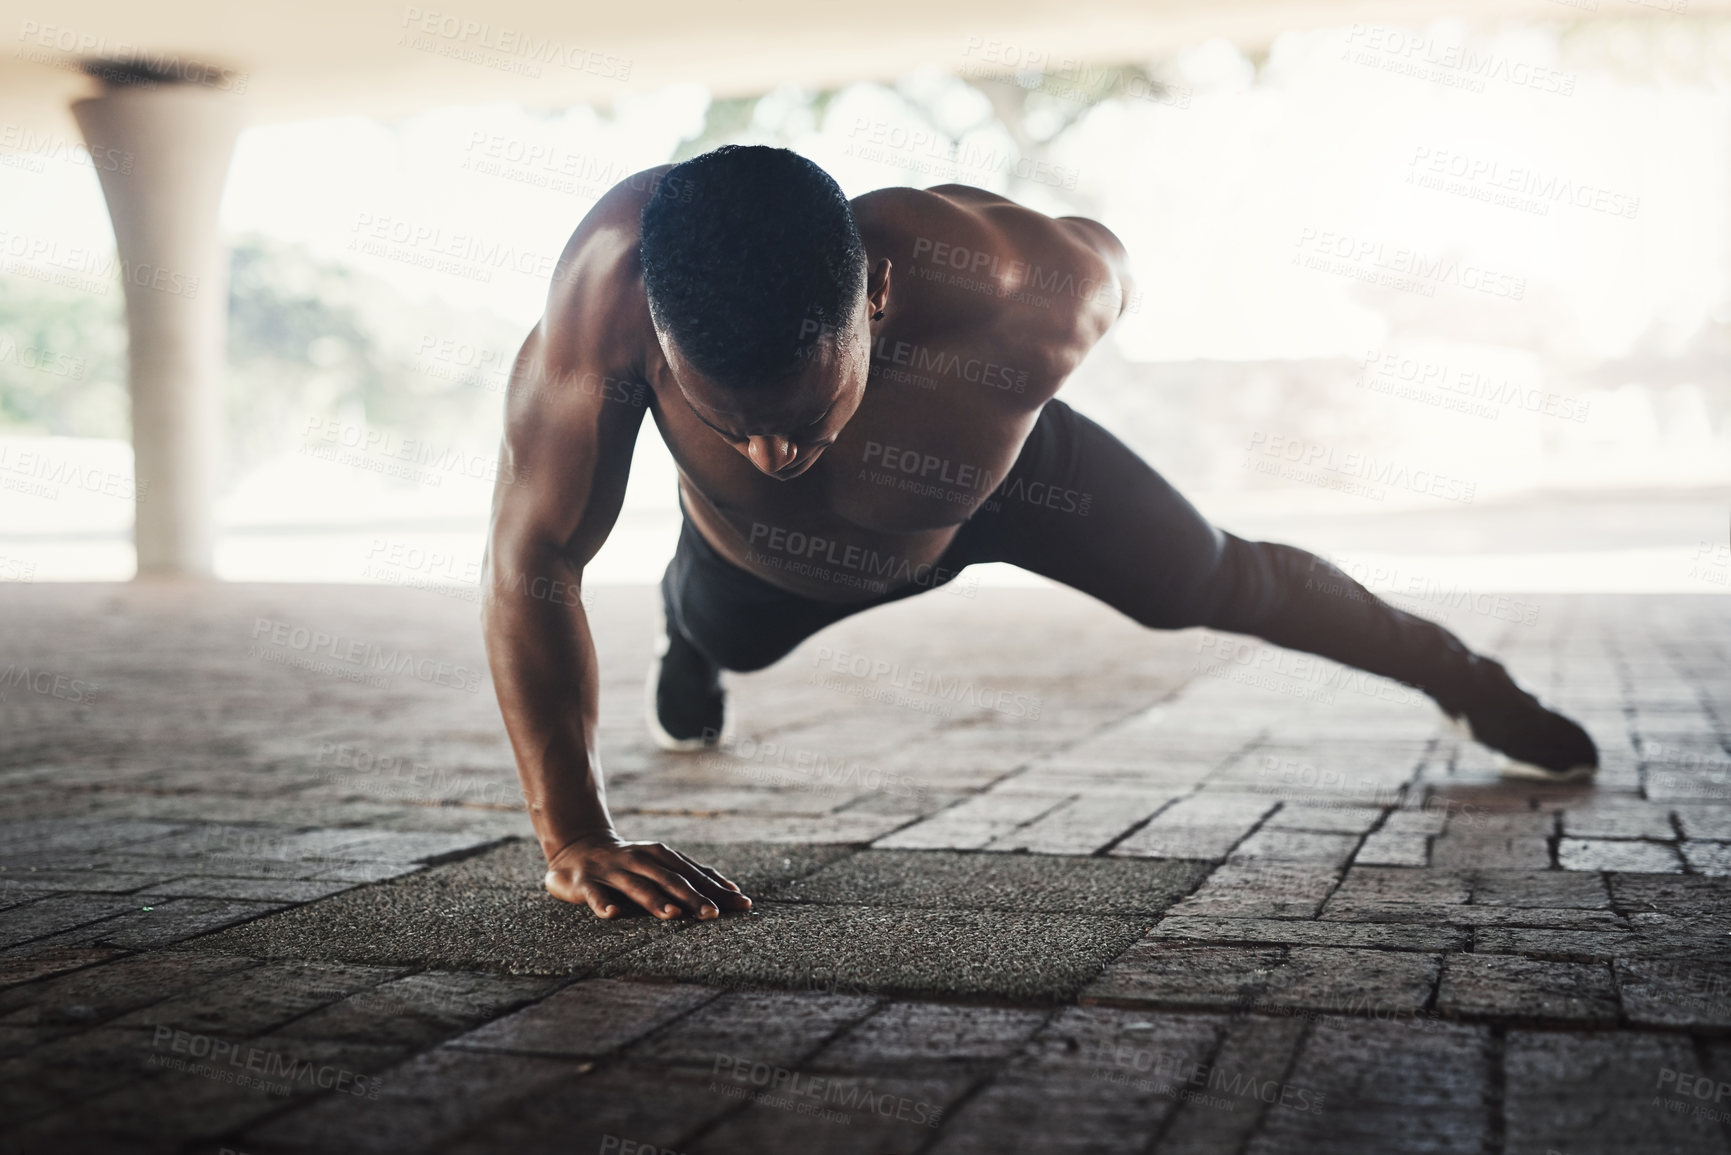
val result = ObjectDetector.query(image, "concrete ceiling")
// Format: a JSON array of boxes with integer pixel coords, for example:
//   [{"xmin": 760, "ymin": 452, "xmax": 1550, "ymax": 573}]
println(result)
[{"xmin": 0, "ymin": 0, "xmax": 1719, "ymax": 132}]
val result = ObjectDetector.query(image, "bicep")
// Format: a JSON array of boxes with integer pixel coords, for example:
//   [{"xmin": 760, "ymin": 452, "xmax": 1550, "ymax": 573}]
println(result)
[{"xmin": 489, "ymin": 326, "xmax": 647, "ymax": 574}]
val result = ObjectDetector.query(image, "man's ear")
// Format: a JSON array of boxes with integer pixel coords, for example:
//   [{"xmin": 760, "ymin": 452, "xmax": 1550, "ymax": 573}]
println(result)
[{"xmin": 866, "ymin": 258, "xmax": 892, "ymax": 319}]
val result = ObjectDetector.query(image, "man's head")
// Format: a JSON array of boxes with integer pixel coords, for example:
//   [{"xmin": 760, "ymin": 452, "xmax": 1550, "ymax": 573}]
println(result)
[{"xmin": 640, "ymin": 145, "xmax": 888, "ymax": 479}]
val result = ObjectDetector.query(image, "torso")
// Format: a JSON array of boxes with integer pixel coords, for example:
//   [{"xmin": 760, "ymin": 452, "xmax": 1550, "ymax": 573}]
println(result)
[{"xmin": 559, "ymin": 179, "xmax": 1124, "ymax": 604}]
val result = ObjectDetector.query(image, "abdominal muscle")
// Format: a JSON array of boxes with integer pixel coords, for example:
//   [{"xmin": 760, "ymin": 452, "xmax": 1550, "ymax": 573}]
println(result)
[{"xmin": 679, "ymin": 475, "xmax": 974, "ymax": 606}]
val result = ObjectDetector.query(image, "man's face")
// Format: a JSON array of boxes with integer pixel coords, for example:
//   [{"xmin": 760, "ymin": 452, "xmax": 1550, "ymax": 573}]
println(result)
[{"xmin": 664, "ymin": 306, "xmax": 872, "ymax": 482}]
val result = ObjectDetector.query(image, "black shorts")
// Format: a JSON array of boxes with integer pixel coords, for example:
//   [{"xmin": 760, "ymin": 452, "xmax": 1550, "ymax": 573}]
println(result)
[{"xmin": 662, "ymin": 398, "xmax": 1231, "ymax": 672}]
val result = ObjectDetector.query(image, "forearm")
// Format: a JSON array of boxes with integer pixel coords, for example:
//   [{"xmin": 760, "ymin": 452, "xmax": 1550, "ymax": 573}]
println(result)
[{"xmin": 483, "ymin": 551, "xmax": 615, "ymax": 860}]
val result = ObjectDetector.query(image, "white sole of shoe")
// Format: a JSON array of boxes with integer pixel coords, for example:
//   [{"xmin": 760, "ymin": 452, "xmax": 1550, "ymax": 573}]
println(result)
[
  {"xmin": 1441, "ymin": 711, "xmax": 1597, "ymax": 783},
  {"xmin": 643, "ymin": 632, "xmax": 727, "ymax": 754}
]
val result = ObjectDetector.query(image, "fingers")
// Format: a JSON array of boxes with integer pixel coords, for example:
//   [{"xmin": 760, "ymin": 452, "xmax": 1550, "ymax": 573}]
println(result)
[
  {"xmin": 656, "ymin": 847, "xmax": 752, "ymax": 910},
  {"xmin": 684, "ymin": 863, "xmax": 752, "ymax": 910},
  {"xmin": 636, "ymin": 865, "xmax": 722, "ymax": 920},
  {"xmin": 579, "ymin": 881, "xmax": 622, "ymax": 919},
  {"xmin": 544, "ymin": 870, "xmax": 621, "ymax": 919},
  {"xmin": 675, "ymin": 855, "xmax": 744, "ymax": 900},
  {"xmin": 674, "ymin": 851, "xmax": 745, "ymax": 894},
  {"xmin": 603, "ymin": 869, "xmax": 697, "ymax": 920},
  {"xmin": 545, "ymin": 845, "xmax": 752, "ymax": 921}
]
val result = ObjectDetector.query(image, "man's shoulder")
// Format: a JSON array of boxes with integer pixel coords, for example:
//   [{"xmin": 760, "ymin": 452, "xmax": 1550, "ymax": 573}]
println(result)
[
  {"xmin": 851, "ymin": 184, "xmax": 998, "ymax": 247},
  {"xmin": 552, "ymin": 165, "xmax": 676, "ymax": 274},
  {"xmin": 539, "ymin": 167, "xmax": 676, "ymax": 353}
]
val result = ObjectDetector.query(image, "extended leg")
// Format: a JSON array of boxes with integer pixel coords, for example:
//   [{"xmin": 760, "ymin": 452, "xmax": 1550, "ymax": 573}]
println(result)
[
  {"xmin": 951, "ymin": 400, "xmax": 1596, "ymax": 779},
  {"xmin": 1197, "ymin": 536, "xmax": 1597, "ymax": 778}
]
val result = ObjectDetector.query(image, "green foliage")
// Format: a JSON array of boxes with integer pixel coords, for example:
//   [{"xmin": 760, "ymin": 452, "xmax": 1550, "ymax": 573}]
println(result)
[
  {"xmin": 0, "ymin": 236, "xmax": 526, "ymax": 489},
  {"xmin": 0, "ymin": 275, "xmax": 126, "ymax": 437}
]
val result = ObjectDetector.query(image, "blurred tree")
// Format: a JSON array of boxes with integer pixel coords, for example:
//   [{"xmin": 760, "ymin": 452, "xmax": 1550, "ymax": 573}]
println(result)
[
  {"xmin": 0, "ymin": 276, "xmax": 126, "ymax": 437},
  {"xmin": 0, "ymin": 237, "xmax": 525, "ymax": 489}
]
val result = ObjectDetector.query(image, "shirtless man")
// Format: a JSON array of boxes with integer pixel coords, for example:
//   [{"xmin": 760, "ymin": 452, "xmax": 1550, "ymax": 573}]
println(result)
[{"xmin": 482, "ymin": 145, "xmax": 1597, "ymax": 922}]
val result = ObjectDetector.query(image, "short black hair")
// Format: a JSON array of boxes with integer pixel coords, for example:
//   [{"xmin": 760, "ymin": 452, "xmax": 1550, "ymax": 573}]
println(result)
[{"xmin": 640, "ymin": 145, "xmax": 866, "ymax": 389}]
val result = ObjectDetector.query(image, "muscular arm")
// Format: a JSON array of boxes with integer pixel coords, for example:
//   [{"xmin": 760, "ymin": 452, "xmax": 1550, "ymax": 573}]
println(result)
[
  {"xmin": 483, "ymin": 316, "xmax": 633, "ymax": 860},
  {"xmin": 482, "ymin": 172, "xmax": 750, "ymax": 920}
]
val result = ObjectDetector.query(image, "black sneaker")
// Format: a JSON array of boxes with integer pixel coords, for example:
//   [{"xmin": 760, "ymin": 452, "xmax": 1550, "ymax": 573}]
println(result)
[
  {"xmin": 1440, "ymin": 659, "xmax": 1598, "ymax": 782},
  {"xmin": 645, "ymin": 626, "xmax": 726, "ymax": 752}
]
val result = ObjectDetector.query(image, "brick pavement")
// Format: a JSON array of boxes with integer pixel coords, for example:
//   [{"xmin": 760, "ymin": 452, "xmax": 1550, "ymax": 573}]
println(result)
[{"xmin": 0, "ymin": 581, "xmax": 1728, "ymax": 1153}]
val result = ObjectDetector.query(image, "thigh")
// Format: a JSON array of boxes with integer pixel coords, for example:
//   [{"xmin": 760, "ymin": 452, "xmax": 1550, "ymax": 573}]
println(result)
[
  {"xmin": 661, "ymin": 517, "xmax": 861, "ymax": 672},
  {"xmin": 948, "ymin": 400, "xmax": 1229, "ymax": 629}
]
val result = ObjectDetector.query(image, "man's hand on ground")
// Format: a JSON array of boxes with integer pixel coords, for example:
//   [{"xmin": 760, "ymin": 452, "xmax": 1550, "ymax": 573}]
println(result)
[{"xmin": 544, "ymin": 834, "xmax": 753, "ymax": 920}]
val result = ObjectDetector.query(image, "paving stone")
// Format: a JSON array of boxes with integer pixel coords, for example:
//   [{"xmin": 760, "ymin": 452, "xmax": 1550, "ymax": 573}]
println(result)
[
  {"xmin": 1331, "ymin": 866, "xmax": 1472, "ymax": 905},
  {"xmin": 0, "ymin": 1025, "xmax": 166, "ymax": 1125},
  {"xmin": 1471, "ymin": 869, "xmax": 1611, "ymax": 908},
  {"xmin": 1153, "ymin": 1014, "xmax": 1313, "ymax": 1155},
  {"xmin": 1353, "ymin": 832, "xmax": 1429, "ymax": 867},
  {"xmin": 771, "ymin": 850, "xmax": 1209, "ymax": 915},
  {"xmin": 275, "ymin": 969, "xmax": 565, "ymax": 1049},
  {"xmin": 1431, "ymin": 813, "xmax": 1554, "ymax": 870},
  {"xmin": 814, "ymin": 1001, "xmax": 1049, "ymax": 1072},
  {"xmin": 1503, "ymin": 1030, "xmax": 1726, "ymax": 1154},
  {"xmin": 0, "ymin": 870, "xmax": 177, "ymax": 894},
  {"xmin": 1243, "ymin": 1018, "xmax": 1490, "ymax": 1155},
  {"xmin": 627, "ymin": 988, "xmax": 877, "ymax": 1068},
  {"xmin": 1682, "ymin": 842, "xmax": 1731, "ymax": 876},
  {"xmin": 1081, "ymin": 943, "xmax": 1286, "ymax": 1009},
  {"xmin": 4, "ymin": 577, "xmax": 1729, "ymax": 1149},
  {"xmin": 600, "ymin": 903, "xmax": 1150, "ymax": 1002},
  {"xmin": 1109, "ymin": 795, "xmax": 1278, "ymax": 860},
  {"xmin": 1474, "ymin": 919, "xmax": 1728, "ymax": 962},
  {"xmin": 48, "ymin": 1036, "xmax": 409, "ymax": 1145},
  {"xmin": 242, "ymin": 1047, "xmax": 576, "ymax": 1153},
  {"xmin": 873, "ymin": 792, "xmax": 1069, "ymax": 851},
  {"xmin": 1674, "ymin": 806, "xmax": 1731, "ymax": 841},
  {"xmin": 1152, "ymin": 916, "xmax": 1464, "ymax": 952},
  {"xmin": 143, "ymin": 876, "xmax": 360, "ymax": 902},
  {"xmin": 72, "ymin": 897, "xmax": 290, "ymax": 949},
  {"xmin": 1166, "ymin": 862, "xmax": 1342, "ymax": 919},
  {"xmin": 1608, "ymin": 872, "xmax": 1731, "ymax": 916},
  {"xmin": 177, "ymin": 868, "xmax": 682, "ymax": 975},
  {"xmin": 1562, "ymin": 804, "xmax": 1678, "ymax": 840},
  {"xmin": 924, "ymin": 1007, "xmax": 1222, "ymax": 1155},
  {"xmin": 1558, "ymin": 838, "xmax": 1684, "ymax": 873},
  {"xmin": 0, "ymin": 951, "xmax": 259, "ymax": 1028},
  {"xmin": 1248, "ymin": 947, "xmax": 1442, "ymax": 1019},
  {"xmin": 1229, "ymin": 829, "xmax": 1359, "ymax": 867},
  {"xmin": 110, "ymin": 959, "xmax": 406, "ymax": 1036},
  {"xmin": 595, "ymin": 811, "xmax": 921, "ymax": 846},
  {"xmin": 1265, "ymin": 805, "xmax": 1384, "ymax": 834},
  {"xmin": 1318, "ymin": 902, "xmax": 1627, "ymax": 930},
  {"xmin": 985, "ymin": 791, "xmax": 1177, "ymax": 854},
  {"xmin": 0, "ymin": 947, "xmax": 121, "ymax": 992},
  {"xmin": 1112, "ymin": 825, "xmax": 1263, "ymax": 861},
  {"xmin": 310, "ymin": 862, "xmax": 424, "ymax": 883},
  {"xmin": 1614, "ymin": 957, "xmax": 1731, "ymax": 1031},
  {"xmin": 0, "ymin": 894, "xmax": 154, "ymax": 949},
  {"xmin": 448, "ymin": 977, "xmax": 717, "ymax": 1057},
  {"xmin": 61, "ymin": 853, "xmax": 337, "ymax": 881},
  {"xmin": 438, "ymin": 1062, "xmax": 740, "ymax": 1155},
  {"xmin": 0, "ymin": 819, "xmax": 186, "ymax": 861},
  {"xmin": 1377, "ymin": 808, "xmax": 1452, "ymax": 836},
  {"xmin": 1436, "ymin": 954, "xmax": 1619, "ymax": 1024},
  {"xmin": 698, "ymin": 1070, "xmax": 968, "ymax": 1154}
]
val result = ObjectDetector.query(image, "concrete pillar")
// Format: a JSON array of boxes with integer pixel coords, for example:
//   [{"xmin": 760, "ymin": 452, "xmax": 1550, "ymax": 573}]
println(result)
[{"xmin": 72, "ymin": 84, "xmax": 241, "ymax": 578}]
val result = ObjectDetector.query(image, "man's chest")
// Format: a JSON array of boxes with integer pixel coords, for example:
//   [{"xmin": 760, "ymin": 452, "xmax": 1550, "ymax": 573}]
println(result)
[{"xmin": 663, "ymin": 360, "xmax": 1048, "ymax": 540}]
